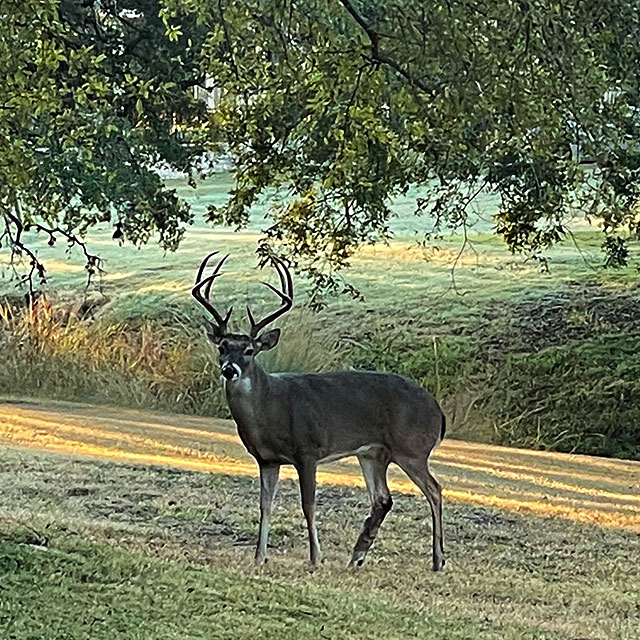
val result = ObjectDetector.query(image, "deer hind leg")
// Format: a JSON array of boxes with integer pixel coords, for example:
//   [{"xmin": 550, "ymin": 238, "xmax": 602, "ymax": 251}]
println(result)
[
  {"xmin": 395, "ymin": 455, "xmax": 445, "ymax": 571},
  {"xmin": 297, "ymin": 458, "xmax": 322, "ymax": 566},
  {"xmin": 255, "ymin": 463, "xmax": 280, "ymax": 565},
  {"xmin": 349, "ymin": 450, "xmax": 392, "ymax": 568}
]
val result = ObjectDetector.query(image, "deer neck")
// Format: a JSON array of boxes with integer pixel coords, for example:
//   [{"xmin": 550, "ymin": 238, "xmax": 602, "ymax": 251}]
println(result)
[
  {"xmin": 224, "ymin": 359, "xmax": 271, "ymax": 407},
  {"xmin": 224, "ymin": 360, "xmax": 288, "ymax": 462}
]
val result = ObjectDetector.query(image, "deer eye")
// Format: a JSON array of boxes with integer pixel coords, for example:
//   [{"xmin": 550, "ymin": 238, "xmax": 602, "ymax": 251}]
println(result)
[
  {"xmin": 218, "ymin": 341, "xmax": 228, "ymax": 354},
  {"xmin": 244, "ymin": 347, "xmax": 254, "ymax": 356}
]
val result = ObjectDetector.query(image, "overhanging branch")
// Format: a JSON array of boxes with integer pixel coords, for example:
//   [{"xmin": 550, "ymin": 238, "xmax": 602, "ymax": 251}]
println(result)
[
  {"xmin": 2, "ymin": 197, "xmax": 103, "ymax": 294},
  {"xmin": 337, "ymin": 0, "xmax": 432, "ymax": 93}
]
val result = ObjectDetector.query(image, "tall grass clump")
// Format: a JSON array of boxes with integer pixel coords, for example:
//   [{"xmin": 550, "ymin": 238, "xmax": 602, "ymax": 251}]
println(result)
[
  {"xmin": 487, "ymin": 335, "xmax": 640, "ymax": 460},
  {"xmin": 345, "ymin": 323, "xmax": 474, "ymax": 395},
  {"xmin": 0, "ymin": 299, "xmax": 338, "ymax": 417}
]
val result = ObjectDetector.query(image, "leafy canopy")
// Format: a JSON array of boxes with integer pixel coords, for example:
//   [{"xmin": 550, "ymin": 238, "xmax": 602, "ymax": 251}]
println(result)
[
  {"xmin": 0, "ymin": 0, "xmax": 210, "ymax": 289},
  {"xmin": 3, "ymin": 0, "xmax": 640, "ymax": 293},
  {"xmin": 173, "ymin": 0, "xmax": 640, "ymax": 284}
]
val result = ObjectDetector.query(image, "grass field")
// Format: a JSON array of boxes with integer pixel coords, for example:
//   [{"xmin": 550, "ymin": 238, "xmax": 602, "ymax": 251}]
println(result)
[
  {"xmin": 2, "ymin": 174, "xmax": 637, "ymax": 322},
  {"xmin": 1, "ymin": 173, "xmax": 639, "ymax": 457},
  {"xmin": 1, "ymin": 398, "xmax": 639, "ymax": 639}
]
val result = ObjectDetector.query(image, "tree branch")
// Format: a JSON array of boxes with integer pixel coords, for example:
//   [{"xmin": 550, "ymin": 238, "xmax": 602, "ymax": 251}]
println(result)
[
  {"xmin": 337, "ymin": 0, "xmax": 432, "ymax": 93},
  {"xmin": 2, "ymin": 196, "xmax": 103, "ymax": 294},
  {"xmin": 2, "ymin": 200, "xmax": 45, "ymax": 295}
]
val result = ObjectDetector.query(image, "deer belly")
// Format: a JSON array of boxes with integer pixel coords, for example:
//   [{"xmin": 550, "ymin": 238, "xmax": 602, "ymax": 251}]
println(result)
[{"xmin": 318, "ymin": 444, "xmax": 381, "ymax": 465}]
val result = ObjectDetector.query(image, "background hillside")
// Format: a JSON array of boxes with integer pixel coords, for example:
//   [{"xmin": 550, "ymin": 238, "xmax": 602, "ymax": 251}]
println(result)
[{"xmin": 2, "ymin": 174, "xmax": 638, "ymax": 459}]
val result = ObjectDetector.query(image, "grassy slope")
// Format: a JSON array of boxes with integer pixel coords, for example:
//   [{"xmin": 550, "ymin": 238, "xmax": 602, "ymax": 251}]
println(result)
[
  {"xmin": 1, "ymin": 174, "xmax": 639, "ymax": 456},
  {"xmin": 0, "ymin": 399, "xmax": 639, "ymax": 639},
  {"xmin": 1, "ymin": 174, "xmax": 636, "ymax": 323},
  {"xmin": 0, "ymin": 533, "xmax": 578, "ymax": 640}
]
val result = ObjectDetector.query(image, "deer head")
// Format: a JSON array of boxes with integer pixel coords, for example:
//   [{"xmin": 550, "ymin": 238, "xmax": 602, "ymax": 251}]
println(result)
[{"xmin": 192, "ymin": 252, "xmax": 293, "ymax": 381}]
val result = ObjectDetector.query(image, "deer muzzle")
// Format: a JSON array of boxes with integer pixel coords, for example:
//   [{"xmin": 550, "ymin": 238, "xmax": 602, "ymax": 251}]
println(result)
[{"xmin": 221, "ymin": 362, "xmax": 241, "ymax": 381}]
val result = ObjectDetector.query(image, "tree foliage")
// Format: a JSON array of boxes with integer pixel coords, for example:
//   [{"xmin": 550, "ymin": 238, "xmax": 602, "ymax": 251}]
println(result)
[
  {"xmin": 167, "ymin": 0, "xmax": 640, "ymax": 286},
  {"xmin": 0, "ymin": 0, "xmax": 210, "ymax": 290},
  {"xmin": 3, "ymin": 0, "xmax": 640, "ymax": 293}
]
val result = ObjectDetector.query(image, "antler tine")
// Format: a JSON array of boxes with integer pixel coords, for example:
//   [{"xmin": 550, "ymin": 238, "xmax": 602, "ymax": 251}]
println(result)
[
  {"xmin": 206, "ymin": 253, "xmax": 230, "ymax": 286},
  {"xmin": 195, "ymin": 251, "xmax": 219, "ymax": 285},
  {"xmin": 261, "ymin": 280, "xmax": 291, "ymax": 302},
  {"xmin": 247, "ymin": 256, "xmax": 294, "ymax": 338},
  {"xmin": 192, "ymin": 275, "xmax": 228, "ymax": 329},
  {"xmin": 192, "ymin": 253, "xmax": 233, "ymax": 331},
  {"xmin": 273, "ymin": 256, "xmax": 293, "ymax": 299},
  {"xmin": 264, "ymin": 255, "xmax": 293, "ymax": 300}
]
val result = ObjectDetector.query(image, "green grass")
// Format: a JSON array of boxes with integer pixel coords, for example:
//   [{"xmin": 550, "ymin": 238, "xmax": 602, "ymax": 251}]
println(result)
[
  {"xmin": 1, "ymin": 446, "xmax": 639, "ymax": 639},
  {"xmin": 489, "ymin": 333, "xmax": 640, "ymax": 457},
  {"xmin": 1, "ymin": 534, "xmax": 551, "ymax": 640},
  {"xmin": 1, "ymin": 173, "xmax": 639, "ymax": 458},
  {"xmin": 2, "ymin": 536, "xmax": 442, "ymax": 640}
]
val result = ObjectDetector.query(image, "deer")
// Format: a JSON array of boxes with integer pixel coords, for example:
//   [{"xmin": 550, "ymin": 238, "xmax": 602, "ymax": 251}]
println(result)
[{"xmin": 192, "ymin": 251, "xmax": 446, "ymax": 571}]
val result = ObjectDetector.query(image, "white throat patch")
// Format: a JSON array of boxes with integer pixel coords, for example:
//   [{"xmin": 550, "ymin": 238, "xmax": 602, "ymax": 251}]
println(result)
[
  {"xmin": 225, "ymin": 373, "xmax": 252, "ymax": 394},
  {"xmin": 234, "ymin": 376, "xmax": 253, "ymax": 393}
]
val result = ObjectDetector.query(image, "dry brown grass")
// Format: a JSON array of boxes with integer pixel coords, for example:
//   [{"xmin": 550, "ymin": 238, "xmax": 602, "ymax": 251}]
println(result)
[{"xmin": 0, "ymin": 299, "xmax": 338, "ymax": 418}]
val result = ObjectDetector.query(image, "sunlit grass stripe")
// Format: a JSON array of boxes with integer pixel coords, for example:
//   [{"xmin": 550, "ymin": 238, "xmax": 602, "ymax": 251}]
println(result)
[{"xmin": 2, "ymin": 418, "xmax": 639, "ymax": 532}]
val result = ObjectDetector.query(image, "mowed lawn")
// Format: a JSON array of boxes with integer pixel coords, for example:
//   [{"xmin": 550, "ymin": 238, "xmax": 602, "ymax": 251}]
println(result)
[
  {"xmin": 1, "ymin": 398, "xmax": 639, "ymax": 639},
  {"xmin": 1, "ymin": 174, "xmax": 637, "ymax": 327}
]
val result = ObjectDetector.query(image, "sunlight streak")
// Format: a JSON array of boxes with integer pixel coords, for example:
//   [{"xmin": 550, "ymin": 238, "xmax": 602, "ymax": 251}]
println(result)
[
  {"xmin": 433, "ymin": 450, "xmax": 640, "ymax": 490},
  {"xmin": 1, "ymin": 402, "xmax": 639, "ymax": 533}
]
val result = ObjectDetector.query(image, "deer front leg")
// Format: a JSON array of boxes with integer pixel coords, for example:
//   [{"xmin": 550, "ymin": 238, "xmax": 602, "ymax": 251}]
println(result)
[
  {"xmin": 255, "ymin": 463, "xmax": 280, "ymax": 565},
  {"xmin": 296, "ymin": 458, "xmax": 322, "ymax": 566}
]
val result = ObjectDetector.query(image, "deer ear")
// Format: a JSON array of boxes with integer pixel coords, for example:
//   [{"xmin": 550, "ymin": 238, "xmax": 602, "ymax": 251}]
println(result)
[
  {"xmin": 256, "ymin": 328, "xmax": 280, "ymax": 352},
  {"xmin": 204, "ymin": 320, "xmax": 224, "ymax": 344}
]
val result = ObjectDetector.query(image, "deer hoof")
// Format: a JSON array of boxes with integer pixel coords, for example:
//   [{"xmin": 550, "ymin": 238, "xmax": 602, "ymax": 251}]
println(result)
[
  {"xmin": 433, "ymin": 556, "xmax": 446, "ymax": 572},
  {"xmin": 348, "ymin": 551, "xmax": 367, "ymax": 569}
]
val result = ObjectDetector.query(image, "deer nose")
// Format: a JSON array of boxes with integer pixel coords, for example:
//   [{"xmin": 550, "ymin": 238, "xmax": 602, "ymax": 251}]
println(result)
[{"xmin": 221, "ymin": 363, "xmax": 241, "ymax": 381}]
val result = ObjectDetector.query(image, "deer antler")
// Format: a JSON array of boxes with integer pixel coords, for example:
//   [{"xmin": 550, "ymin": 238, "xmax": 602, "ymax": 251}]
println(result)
[
  {"xmin": 247, "ymin": 256, "xmax": 293, "ymax": 338},
  {"xmin": 192, "ymin": 251, "xmax": 233, "ymax": 333}
]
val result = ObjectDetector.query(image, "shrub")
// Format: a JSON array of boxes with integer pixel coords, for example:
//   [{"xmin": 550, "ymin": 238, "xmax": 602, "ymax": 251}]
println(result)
[{"xmin": 342, "ymin": 321, "xmax": 475, "ymax": 397}]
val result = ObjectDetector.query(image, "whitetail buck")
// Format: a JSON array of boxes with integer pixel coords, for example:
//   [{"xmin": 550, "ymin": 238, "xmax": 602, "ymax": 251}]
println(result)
[{"xmin": 193, "ymin": 252, "xmax": 446, "ymax": 570}]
